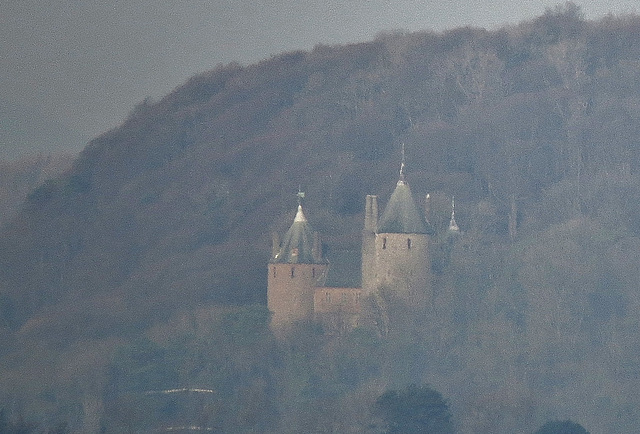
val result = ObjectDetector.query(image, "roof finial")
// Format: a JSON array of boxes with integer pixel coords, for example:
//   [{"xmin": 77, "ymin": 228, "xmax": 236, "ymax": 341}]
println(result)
[
  {"xmin": 294, "ymin": 186, "xmax": 307, "ymax": 222},
  {"xmin": 448, "ymin": 196, "xmax": 459, "ymax": 232},
  {"xmin": 399, "ymin": 143, "xmax": 406, "ymax": 183}
]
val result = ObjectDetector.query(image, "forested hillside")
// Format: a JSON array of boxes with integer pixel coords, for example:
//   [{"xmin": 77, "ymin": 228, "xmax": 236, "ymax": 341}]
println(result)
[
  {"xmin": 0, "ymin": 154, "xmax": 73, "ymax": 227},
  {"xmin": 2, "ymin": 4, "xmax": 640, "ymax": 432}
]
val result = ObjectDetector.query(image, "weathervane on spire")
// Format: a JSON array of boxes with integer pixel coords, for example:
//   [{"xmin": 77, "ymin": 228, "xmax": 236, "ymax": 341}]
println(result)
[
  {"xmin": 399, "ymin": 143, "xmax": 406, "ymax": 183},
  {"xmin": 297, "ymin": 185, "xmax": 305, "ymax": 205}
]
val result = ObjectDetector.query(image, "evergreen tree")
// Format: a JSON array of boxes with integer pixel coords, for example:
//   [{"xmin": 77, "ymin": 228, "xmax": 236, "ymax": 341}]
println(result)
[{"xmin": 375, "ymin": 384, "xmax": 454, "ymax": 433}]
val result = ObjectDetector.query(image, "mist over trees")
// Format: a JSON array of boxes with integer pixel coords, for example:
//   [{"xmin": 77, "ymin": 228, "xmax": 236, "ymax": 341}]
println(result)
[
  {"xmin": 0, "ymin": 154, "xmax": 73, "ymax": 227},
  {"xmin": 1, "ymin": 3, "xmax": 639, "ymax": 431}
]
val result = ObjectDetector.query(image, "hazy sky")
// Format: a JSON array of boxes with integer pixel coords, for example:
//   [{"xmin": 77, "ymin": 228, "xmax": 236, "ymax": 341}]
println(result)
[{"xmin": 1, "ymin": 0, "xmax": 638, "ymax": 159}]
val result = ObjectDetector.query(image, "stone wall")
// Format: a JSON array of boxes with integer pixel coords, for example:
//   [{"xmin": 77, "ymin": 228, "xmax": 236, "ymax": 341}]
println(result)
[
  {"xmin": 267, "ymin": 263, "xmax": 328, "ymax": 329},
  {"xmin": 374, "ymin": 232, "xmax": 430, "ymax": 297}
]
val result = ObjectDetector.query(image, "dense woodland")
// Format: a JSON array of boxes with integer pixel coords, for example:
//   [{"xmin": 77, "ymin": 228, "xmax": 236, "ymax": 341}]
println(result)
[
  {"xmin": 0, "ymin": 154, "xmax": 72, "ymax": 227},
  {"xmin": 2, "ymin": 3, "xmax": 640, "ymax": 432}
]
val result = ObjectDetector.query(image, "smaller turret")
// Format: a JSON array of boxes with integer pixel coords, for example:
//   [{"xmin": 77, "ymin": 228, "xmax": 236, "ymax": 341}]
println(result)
[
  {"xmin": 362, "ymin": 195, "xmax": 379, "ymax": 293},
  {"xmin": 267, "ymin": 191, "xmax": 328, "ymax": 332},
  {"xmin": 364, "ymin": 195, "xmax": 379, "ymax": 232}
]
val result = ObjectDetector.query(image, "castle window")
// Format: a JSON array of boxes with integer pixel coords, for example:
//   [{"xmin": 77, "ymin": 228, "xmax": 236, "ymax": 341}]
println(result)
[
  {"xmin": 272, "ymin": 267, "xmax": 276, "ymax": 278},
  {"xmin": 407, "ymin": 238, "xmax": 411, "ymax": 249},
  {"xmin": 312, "ymin": 267, "xmax": 315, "ymax": 278},
  {"xmin": 291, "ymin": 267, "xmax": 295, "ymax": 278},
  {"xmin": 382, "ymin": 237, "xmax": 387, "ymax": 249},
  {"xmin": 325, "ymin": 292, "xmax": 331, "ymax": 302}
]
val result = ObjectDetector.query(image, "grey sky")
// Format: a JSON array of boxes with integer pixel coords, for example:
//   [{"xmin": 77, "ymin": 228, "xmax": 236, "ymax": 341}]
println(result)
[{"xmin": 1, "ymin": 0, "xmax": 638, "ymax": 159}]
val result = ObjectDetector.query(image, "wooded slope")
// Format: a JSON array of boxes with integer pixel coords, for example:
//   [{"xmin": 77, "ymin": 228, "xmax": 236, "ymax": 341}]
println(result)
[{"xmin": 2, "ymin": 5, "xmax": 640, "ymax": 431}]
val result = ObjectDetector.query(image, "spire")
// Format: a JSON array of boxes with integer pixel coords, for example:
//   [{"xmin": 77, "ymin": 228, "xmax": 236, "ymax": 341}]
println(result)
[
  {"xmin": 294, "ymin": 205, "xmax": 307, "ymax": 222},
  {"xmin": 448, "ymin": 197, "xmax": 460, "ymax": 232},
  {"xmin": 399, "ymin": 143, "xmax": 406, "ymax": 184},
  {"xmin": 271, "ymin": 189, "xmax": 324, "ymax": 264},
  {"xmin": 377, "ymin": 143, "xmax": 428, "ymax": 234},
  {"xmin": 294, "ymin": 187, "xmax": 307, "ymax": 222}
]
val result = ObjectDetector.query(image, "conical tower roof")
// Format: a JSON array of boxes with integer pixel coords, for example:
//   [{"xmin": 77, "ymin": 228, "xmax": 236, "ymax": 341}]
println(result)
[
  {"xmin": 377, "ymin": 179, "xmax": 428, "ymax": 234},
  {"xmin": 377, "ymin": 147, "xmax": 427, "ymax": 234},
  {"xmin": 271, "ymin": 204, "xmax": 325, "ymax": 264}
]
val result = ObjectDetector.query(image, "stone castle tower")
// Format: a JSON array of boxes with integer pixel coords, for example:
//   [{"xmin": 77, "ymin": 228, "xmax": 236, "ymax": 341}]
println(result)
[
  {"xmin": 361, "ymin": 163, "xmax": 431, "ymax": 300},
  {"xmin": 267, "ymin": 196, "xmax": 328, "ymax": 330},
  {"xmin": 268, "ymin": 156, "xmax": 432, "ymax": 332}
]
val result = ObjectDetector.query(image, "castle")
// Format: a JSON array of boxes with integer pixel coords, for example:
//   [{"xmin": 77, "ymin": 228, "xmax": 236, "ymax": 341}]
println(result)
[{"xmin": 267, "ymin": 159, "xmax": 457, "ymax": 333}]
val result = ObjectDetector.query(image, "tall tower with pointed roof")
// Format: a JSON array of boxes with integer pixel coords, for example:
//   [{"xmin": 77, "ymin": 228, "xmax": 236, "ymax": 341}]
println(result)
[
  {"xmin": 267, "ymin": 149, "xmax": 433, "ymax": 334},
  {"xmin": 362, "ymin": 147, "xmax": 431, "ymax": 298},
  {"xmin": 268, "ymin": 193, "xmax": 328, "ymax": 330}
]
